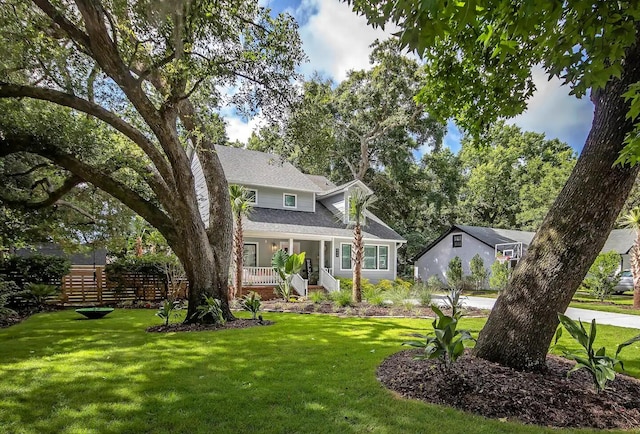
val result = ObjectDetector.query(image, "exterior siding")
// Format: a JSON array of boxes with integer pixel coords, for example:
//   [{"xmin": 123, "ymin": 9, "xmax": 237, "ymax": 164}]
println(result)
[
  {"xmin": 330, "ymin": 237, "xmax": 397, "ymax": 282},
  {"xmin": 244, "ymin": 237, "xmax": 321, "ymax": 269},
  {"xmin": 245, "ymin": 185, "xmax": 314, "ymax": 212},
  {"xmin": 319, "ymin": 192, "xmax": 346, "ymax": 221},
  {"xmin": 415, "ymin": 230, "xmax": 494, "ymax": 282}
]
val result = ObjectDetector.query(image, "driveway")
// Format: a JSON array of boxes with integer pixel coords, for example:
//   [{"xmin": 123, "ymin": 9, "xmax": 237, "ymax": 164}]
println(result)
[{"xmin": 458, "ymin": 295, "xmax": 640, "ymax": 330}]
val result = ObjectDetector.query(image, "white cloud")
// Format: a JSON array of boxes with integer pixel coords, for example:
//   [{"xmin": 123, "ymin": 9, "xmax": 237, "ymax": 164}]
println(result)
[
  {"xmin": 507, "ymin": 67, "xmax": 594, "ymax": 150},
  {"xmin": 225, "ymin": 115, "xmax": 264, "ymax": 143}
]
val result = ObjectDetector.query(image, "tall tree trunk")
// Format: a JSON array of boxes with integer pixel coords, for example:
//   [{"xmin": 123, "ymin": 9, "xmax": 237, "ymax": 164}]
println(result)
[
  {"xmin": 352, "ymin": 223, "xmax": 363, "ymax": 303},
  {"xmin": 233, "ymin": 214, "xmax": 243, "ymax": 300},
  {"xmin": 631, "ymin": 237, "xmax": 640, "ymax": 309},
  {"xmin": 474, "ymin": 35, "xmax": 640, "ymax": 371}
]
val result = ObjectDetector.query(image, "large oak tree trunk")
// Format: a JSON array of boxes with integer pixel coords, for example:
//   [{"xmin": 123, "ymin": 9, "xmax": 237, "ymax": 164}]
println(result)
[{"xmin": 474, "ymin": 35, "xmax": 640, "ymax": 371}]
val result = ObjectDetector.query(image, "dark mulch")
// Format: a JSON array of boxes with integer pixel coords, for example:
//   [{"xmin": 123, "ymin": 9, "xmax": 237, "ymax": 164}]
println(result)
[
  {"xmin": 146, "ymin": 318, "xmax": 273, "ymax": 333},
  {"xmin": 378, "ymin": 349, "xmax": 640, "ymax": 430},
  {"xmin": 261, "ymin": 300, "xmax": 486, "ymax": 318}
]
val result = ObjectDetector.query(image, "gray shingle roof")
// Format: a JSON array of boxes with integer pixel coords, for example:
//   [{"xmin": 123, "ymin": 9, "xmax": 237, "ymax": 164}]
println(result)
[
  {"xmin": 244, "ymin": 203, "xmax": 405, "ymax": 241},
  {"xmin": 215, "ymin": 145, "xmax": 320, "ymax": 192},
  {"xmin": 306, "ymin": 174, "xmax": 336, "ymax": 191},
  {"xmin": 602, "ymin": 228, "xmax": 635, "ymax": 254}
]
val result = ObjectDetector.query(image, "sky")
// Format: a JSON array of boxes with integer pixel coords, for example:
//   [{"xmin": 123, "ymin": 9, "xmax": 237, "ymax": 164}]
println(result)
[{"xmin": 225, "ymin": 0, "xmax": 595, "ymax": 155}]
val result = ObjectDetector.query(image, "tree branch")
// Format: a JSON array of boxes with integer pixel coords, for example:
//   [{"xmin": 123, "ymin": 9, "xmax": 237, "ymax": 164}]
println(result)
[
  {"xmin": 32, "ymin": 0, "xmax": 91, "ymax": 52},
  {"xmin": 8, "ymin": 163, "xmax": 50, "ymax": 177},
  {"xmin": 0, "ymin": 82, "xmax": 175, "ymax": 190}
]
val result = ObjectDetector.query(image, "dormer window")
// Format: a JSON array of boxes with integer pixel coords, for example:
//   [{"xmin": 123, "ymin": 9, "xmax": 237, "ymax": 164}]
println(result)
[
  {"xmin": 246, "ymin": 189, "xmax": 257, "ymax": 204},
  {"xmin": 283, "ymin": 193, "xmax": 297, "ymax": 208}
]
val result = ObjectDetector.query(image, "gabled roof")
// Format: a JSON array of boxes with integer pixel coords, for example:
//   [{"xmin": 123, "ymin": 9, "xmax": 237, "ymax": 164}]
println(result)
[
  {"xmin": 215, "ymin": 145, "xmax": 320, "ymax": 192},
  {"xmin": 316, "ymin": 179, "xmax": 374, "ymax": 198},
  {"xmin": 244, "ymin": 203, "xmax": 405, "ymax": 241},
  {"xmin": 306, "ymin": 175, "xmax": 336, "ymax": 191},
  {"xmin": 413, "ymin": 225, "xmax": 634, "ymax": 262}
]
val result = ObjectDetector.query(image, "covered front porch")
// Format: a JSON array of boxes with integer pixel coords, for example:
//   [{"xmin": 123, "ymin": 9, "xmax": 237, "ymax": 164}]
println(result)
[{"xmin": 240, "ymin": 236, "xmax": 339, "ymax": 294}]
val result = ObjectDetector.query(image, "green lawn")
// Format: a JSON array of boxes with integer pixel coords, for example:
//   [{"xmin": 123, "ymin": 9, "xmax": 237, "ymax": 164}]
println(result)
[{"xmin": 1, "ymin": 309, "xmax": 639, "ymax": 434}]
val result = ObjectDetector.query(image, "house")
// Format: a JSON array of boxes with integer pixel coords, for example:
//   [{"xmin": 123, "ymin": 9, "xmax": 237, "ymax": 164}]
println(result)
[
  {"xmin": 192, "ymin": 145, "xmax": 405, "ymax": 295},
  {"xmin": 413, "ymin": 224, "xmax": 635, "ymax": 282}
]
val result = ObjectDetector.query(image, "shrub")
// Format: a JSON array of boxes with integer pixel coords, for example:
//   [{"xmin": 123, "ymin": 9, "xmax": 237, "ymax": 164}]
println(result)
[
  {"xmin": 386, "ymin": 285, "xmax": 413, "ymax": 310},
  {"xmin": 337, "ymin": 277, "xmax": 353, "ymax": 291},
  {"xmin": 489, "ymin": 261, "xmax": 511, "ymax": 291},
  {"xmin": 26, "ymin": 283, "xmax": 60, "ymax": 308},
  {"xmin": 411, "ymin": 282, "xmax": 432, "ymax": 307},
  {"xmin": 469, "ymin": 254, "xmax": 488, "ymax": 290},
  {"xmin": 581, "ymin": 251, "xmax": 622, "ymax": 301},
  {"xmin": 426, "ymin": 275, "xmax": 444, "ymax": 292},
  {"xmin": 240, "ymin": 291, "xmax": 262, "ymax": 319},
  {"xmin": 403, "ymin": 305, "xmax": 475, "ymax": 367},
  {"xmin": 194, "ymin": 296, "xmax": 226, "ymax": 325},
  {"xmin": 394, "ymin": 278, "xmax": 412, "ymax": 290},
  {"xmin": 308, "ymin": 290, "xmax": 326, "ymax": 304},
  {"xmin": 0, "ymin": 279, "xmax": 19, "ymax": 321},
  {"xmin": 272, "ymin": 249, "xmax": 306, "ymax": 300},
  {"xmin": 445, "ymin": 256, "xmax": 463, "ymax": 289},
  {"xmin": 156, "ymin": 299, "xmax": 181, "ymax": 326},
  {"xmin": 376, "ymin": 279, "xmax": 395, "ymax": 292},
  {"xmin": 330, "ymin": 289, "xmax": 353, "ymax": 307},
  {"xmin": 0, "ymin": 254, "xmax": 71, "ymax": 289},
  {"xmin": 364, "ymin": 286, "xmax": 386, "ymax": 307},
  {"xmin": 555, "ymin": 314, "xmax": 640, "ymax": 392}
]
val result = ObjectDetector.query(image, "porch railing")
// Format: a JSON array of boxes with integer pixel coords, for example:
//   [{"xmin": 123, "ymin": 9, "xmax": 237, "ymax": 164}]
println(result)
[
  {"xmin": 242, "ymin": 267, "xmax": 281, "ymax": 286},
  {"xmin": 291, "ymin": 273, "xmax": 308, "ymax": 297},
  {"xmin": 319, "ymin": 268, "xmax": 340, "ymax": 292}
]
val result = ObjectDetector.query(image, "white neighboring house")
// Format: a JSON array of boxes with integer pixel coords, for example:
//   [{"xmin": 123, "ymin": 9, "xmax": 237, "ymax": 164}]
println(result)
[
  {"xmin": 191, "ymin": 145, "xmax": 405, "ymax": 296},
  {"xmin": 413, "ymin": 225, "xmax": 634, "ymax": 282}
]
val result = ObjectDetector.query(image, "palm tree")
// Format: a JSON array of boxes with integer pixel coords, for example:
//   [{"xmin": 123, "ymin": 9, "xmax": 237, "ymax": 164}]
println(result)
[
  {"xmin": 229, "ymin": 185, "xmax": 253, "ymax": 300},
  {"xmin": 622, "ymin": 207, "xmax": 640, "ymax": 309},
  {"xmin": 348, "ymin": 188, "xmax": 375, "ymax": 303}
]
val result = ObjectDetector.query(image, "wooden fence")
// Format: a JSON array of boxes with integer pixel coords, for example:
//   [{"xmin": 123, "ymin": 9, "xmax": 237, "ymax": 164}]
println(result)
[{"xmin": 60, "ymin": 265, "xmax": 187, "ymax": 306}]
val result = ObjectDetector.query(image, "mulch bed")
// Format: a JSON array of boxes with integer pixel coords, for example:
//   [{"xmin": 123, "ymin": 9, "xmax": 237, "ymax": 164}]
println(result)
[
  {"xmin": 146, "ymin": 318, "xmax": 273, "ymax": 333},
  {"xmin": 378, "ymin": 349, "xmax": 640, "ymax": 430},
  {"xmin": 260, "ymin": 300, "xmax": 486, "ymax": 318}
]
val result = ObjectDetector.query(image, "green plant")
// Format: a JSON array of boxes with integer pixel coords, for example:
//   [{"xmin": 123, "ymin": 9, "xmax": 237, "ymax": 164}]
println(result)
[
  {"xmin": 441, "ymin": 288, "xmax": 465, "ymax": 315},
  {"xmin": 385, "ymin": 285, "xmax": 413, "ymax": 310},
  {"xmin": 580, "ymin": 251, "xmax": 622, "ymax": 301},
  {"xmin": 194, "ymin": 295, "xmax": 226, "ymax": 325},
  {"xmin": 308, "ymin": 290, "xmax": 326, "ymax": 304},
  {"xmin": 426, "ymin": 275, "xmax": 444, "ymax": 292},
  {"xmin": 330, "ymin": 289, "xmax": 353, "ymax": 307},
  {"xmin": 489, "ymin": 260, "xmax": 511, "ymax": 291},
  {"xmin": 394, "ymin": 278, "xmax": 412, "ymax": 290},
  {"xmin": 411, "ymin": 282, "xmax": 432, "ymax": 307},
  {"xmin": 156, "ymin": 299, "xmax": 181, "ymax": 326},
  {"xmin": 0, "ymin": 254, "xmax": 71, "ymax": 290},
  {"xmin": 363, "ymin": 285, "xmax": 386, "ymax": 306},
  {"xmin": 240, "ymin": 291, "xmax": 262, "ymax": 319},
  {"xmin": 469, "ymin": 254, "xmax": 488, "ymax": 290},
  {"xmin": 26, "ymin": 283, "xmax": 60, "ymax": 308},
  {"xmin": 555, "ymin": 313, "xmax": 640, "ymax": 392},
  {"xmin": 271, "ymin": 249, "xmax": 306, "ymax": 300},
  {"xmin": 445, "ymin": 256, "xmax": 463, "ymax": 289},
  {"xmin": 376, "ymin": 279, "xmax": 395, "ymax": 292},
  {"xmin": 404, "ymin": 305, "xmax": 475, "ymax": 367},
  {"xmin": 0, "ymin": 281, "xmax": 17, "ymax": 321}
]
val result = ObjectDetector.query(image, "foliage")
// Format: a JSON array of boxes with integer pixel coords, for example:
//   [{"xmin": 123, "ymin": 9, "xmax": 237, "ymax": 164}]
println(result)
[
  {"xmin": 0, "ymin": 254, "xmax": 70, "ymax": 290},
  {"xmin": 555, "ymin": 314, "xmax": 640, "ymax": 392},
  {"xmin": 156, "ymin": 299, "xmax": 182, "ymax": 326},
  {"xmin": 106, "ymin": 254, "xmax": 181, "ymax": 278},
  {"xmin": 330, "ymin": 289, "xmax": 354, "ymax": 308},
  {"xmin": 581, "ymin": 252, "xmax": 622, "ymax": 301},
  {"xmin": 426, "ymin": 275, "xmax": 444, "ymax": 292},
  {"xmin": 468, "ymin": 254, "xmax": 488, "ymax": 291},
  {"xmin": 240, "ymin": 291, "xmax": 262, "ymax": 320},
  {"xmin": 385, "ymin": 285, "xmax": 414, "ymax": 310},
  {"xmin": 445, "ymin": 256, "xmax": 463, "ymax": 290},
  {"xmin": 348, "ymin": 187, "xmax": 376, "ymax": 303},
  {"xmin": 620, "ymin": 206, "xmax": 640, "ymax": 309},
  {"xmin": 411, "ymin": 282, "xmax": 432, "ymax": 307},
  {"xmin": 404, "ymin": 305, "xmax": 475, "ymax": 367},
  {"xmin": 26, "ymin": 283, "xmax": 59, "ymax": 308},
  {"xmin": 271, "ymin": 249, "xmax": 306, "ymax": 300},
  {"xmin": 0, "ymin": 279, "xmax": 19, "ymax": 320},
  {"xmin": 194, "ymin": 296, "xmax": 226, "ymax": 325},
  {"xmin": 441, "ymin": 288, "xmax": 465, "ymax": 316},
  {"xmin": 489, "ymin": 261, "xmax": 511, "ymax": 292},
  {"xmin": 308, "ymin": 290, "xmax": 326, "ymax": 304},
  {"xmin": 362, "ymin": 285, "xmax": 385, "ymax": 307}
]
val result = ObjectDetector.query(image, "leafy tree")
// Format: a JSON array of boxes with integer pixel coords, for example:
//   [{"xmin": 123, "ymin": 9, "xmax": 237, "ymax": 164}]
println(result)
[
  {"xmin": 469, "ymin": 254, "xmax": 487, "ymax": 291},
  {"xmin": 348, "ymin": 188, "xmax": 376, "ymax": 303},
  {"xmin": 581, "ymin": 252, "xmax": 622, "ymax": 302},
  {"xmin": 0, "ymin": 1, "xmax": 304, "ymax": 322},
  {"xmin": 489, "ymin": 261, "xmax": 510, "ymax": 292},
  {"xmin": 229, "ymin": 185, "xmax": 253, "ymax": 300},
  {"xmin": 350, "ymin": 0, "xmax": 640, "ymax": 371},
  {"xmin": 445, "ymin": 256, "xmax": 463, "ymax": 290},
  {"xmin": 621, "ymin": 207, "xmax": 640, "ymax": 308}
]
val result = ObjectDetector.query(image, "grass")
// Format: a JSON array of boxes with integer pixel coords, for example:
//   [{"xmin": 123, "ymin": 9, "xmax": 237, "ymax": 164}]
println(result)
[{"xmin": 1, "ymin": 310, "xmax": 640, "ymax": 434}]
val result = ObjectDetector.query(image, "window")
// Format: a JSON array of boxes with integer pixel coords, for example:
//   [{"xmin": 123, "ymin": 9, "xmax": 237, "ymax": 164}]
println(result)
[
  {"xmin": 341, "ymin": 244, "xmax": 352, "ymax": 270},
  {"xmin": 243, "ymin": 243, "xmax": 257, "ymax": 267},
  {"xmin": 342, "ymin": 244, "xmax": 389, "ymax": 271},
  {"xmin": 246, "ymin": 189, "xmax": 257, "ymax": 204},
  {"xmin": 283, "ymin": 193, "xmax": 297, "ymax": 208},
  {"xmin": 452, "ymin": 234, "xmax": 462, "ymax": 248}
]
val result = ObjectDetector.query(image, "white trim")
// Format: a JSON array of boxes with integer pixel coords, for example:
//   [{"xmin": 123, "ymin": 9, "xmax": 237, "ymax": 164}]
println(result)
[
  {"xmin": 243, "ymin": 242, "xmax": 259, "ymax": 267},
  {"xmin": 313, "ymin": 192, "xmax": 316, "ymax": 213},
  {"xmin": 340, "ymin": 243, "xmax": 352, "ymax": 271},
  {"xmin": 246, "ymin": 188, "xmax": 258, "ymax": 205},
  {"xmin": 244, "ymin": 230, "xmax": 403, "ymax": 244},
  {"xmin": 283, "ymin": 193, "xmax": 297, "ymax": 209},
  {"xmin": 338, "ymin": 242, "xmax": 391, "ymax": 272}
]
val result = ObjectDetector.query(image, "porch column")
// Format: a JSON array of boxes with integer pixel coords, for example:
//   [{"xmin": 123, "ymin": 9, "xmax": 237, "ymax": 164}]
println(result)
[
  {"xmin": 319, "ymin": 240, "xmax": 325, "ymax": 270},
  {"xmin": 289, "ymin": 238, "xmax": 294, "ymax": 254}
]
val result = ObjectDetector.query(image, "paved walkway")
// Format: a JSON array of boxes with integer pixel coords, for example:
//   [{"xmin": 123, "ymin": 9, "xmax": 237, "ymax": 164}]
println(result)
[{"xmin": 456, "ymin": 295, "xmax": 640, "ymax": 329}]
